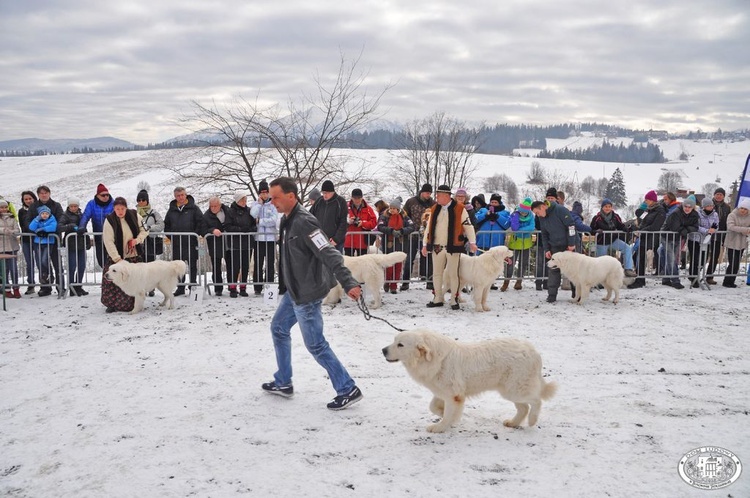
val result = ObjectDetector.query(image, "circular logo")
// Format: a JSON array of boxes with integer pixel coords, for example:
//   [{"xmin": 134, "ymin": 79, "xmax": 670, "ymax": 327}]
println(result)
[{"xmin": 678, "ymin": 446, "xmax": 742, "ymax": 490}]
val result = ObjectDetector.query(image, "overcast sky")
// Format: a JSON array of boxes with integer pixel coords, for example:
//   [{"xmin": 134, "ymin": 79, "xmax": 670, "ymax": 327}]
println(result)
[{"xmin": 2, "ymin": 0, "xmax": 749, "ymax": 144}]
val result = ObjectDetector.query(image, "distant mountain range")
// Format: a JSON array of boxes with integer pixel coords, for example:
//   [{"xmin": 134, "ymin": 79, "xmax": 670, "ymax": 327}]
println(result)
[{"xmin": 0, "ymin": 137, "xmax": 136, "ymax": 153}]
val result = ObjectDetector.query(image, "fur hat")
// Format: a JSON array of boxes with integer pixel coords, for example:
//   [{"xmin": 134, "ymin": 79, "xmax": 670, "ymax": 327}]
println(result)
[
  {"xmin": 572, "ymin": 201, "xmax": 583, "ymax": 215},
  {"xmin": 321, "ymin": 180, "xmax": 335, "ymax": 192},
  {"xmin": 738, "ymin": 198, "xmax": 750, "ymax": 210},
  {"xmin": 420, "ymin": 183, "xmax": 433, "ymax": 194},
  {"xmin": 682, "ymin": 195, "xmax": 696, "ymax": 208},
  {"xmin": 68, "ymin": 197, "xmax": 80, "ymax": 207},
  {"xmin": 96, "ymin": 183, "xmax": 109, "ymax": 195},
  {"xmin": 545, "ymin": 187, "xmax": 558, "ymax": 199},
  {"xmin": 389, "ymin": 196, "xmax": 403, "ymax": 209},
  {"xmin": 645, "ymin": 190, "xmax": 658, "ymax": 202},
  {"xmin": 518, "ymin": 197, "xmax": 533, "ymax": 214},
  {"xmin": 136, "ymin": 189, "xmax": 149, "ymax": 203},
  {"xmin": 714, "ymin": 187, "xmax": 726, "ymax": 196},
  {"xmin": 258, "ymin": 180, "xmax": 269, "ymax": 193},
  {"xmin": 351, "ymin": 188, "xmax": 363, "ymax": 198},
  {"xmin": 308, "ymin": 187, "xmax": 321, "ymax": 201},
  {"xmin": 701, "ymin": 197, "xmax": 713, "ymax": 208},
  {"xmin": 436, "ymin": 184, "xmax": 452, "ymax": 194},
  {"xmin": 234, "ymin": 192, "xmax": 248, "ymax": 204},
  {"xmin": 601, "ymin": 198, "xmax": 613, "ymax": 208}
]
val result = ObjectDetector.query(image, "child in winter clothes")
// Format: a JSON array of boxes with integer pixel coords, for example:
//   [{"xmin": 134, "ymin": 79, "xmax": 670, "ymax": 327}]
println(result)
[
  {"xmin": 58, "ymin": 198, "xmax": 89, "ymax": 296},
  {"xmin": 505, "ymin": 197, "xmax": 535, "ymax": 290},
  {"xmin": 28, "ymin": 205, "xmax": 60, "ymax": 296},
  {"xmin": 0, "ymin": 200, "xmax": 21, "ymax": 298},
  {"xmin": 377, "ymin": 198, "xmax": 416, "ymax": 293}
]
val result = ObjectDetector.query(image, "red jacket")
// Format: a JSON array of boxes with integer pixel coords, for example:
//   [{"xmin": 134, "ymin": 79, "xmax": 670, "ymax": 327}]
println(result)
[{"xmin": 344, "ymin": 200, "xmax": 377, "ymax": 250}]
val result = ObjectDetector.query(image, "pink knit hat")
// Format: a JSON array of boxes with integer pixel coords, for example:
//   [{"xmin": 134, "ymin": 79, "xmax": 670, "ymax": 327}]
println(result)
[{"xmin": 644, "ymin": 190, "xmax": 658, "ymax": 202}]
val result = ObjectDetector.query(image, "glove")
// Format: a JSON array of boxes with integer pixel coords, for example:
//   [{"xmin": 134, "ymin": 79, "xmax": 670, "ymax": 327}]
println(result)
[
  {"xmin": 78, "ymin": 226, "xmax": 87, "ymax": 234},
  {"xmin": 465, "ymin": 203, "xmax": 473, "ymax": 211},
  {"xmin": 596, "ymin": 229, "xmax": 604, "ymax": 234},
  {"xmin": 487, "ymin": 212, "xmax": 498, "ymax": 222},
  {"xmin": 36, "ymin": 230, "xmax": 48, "ymax": 237},
  {"xmin": 392, "ymin": 229, "xmax": 402, "ymax": 237}
]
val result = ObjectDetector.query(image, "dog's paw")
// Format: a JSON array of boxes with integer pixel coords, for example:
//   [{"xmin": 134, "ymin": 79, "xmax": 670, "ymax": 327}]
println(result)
[
  {"xmin": 482, "ymin": 305, "xmax": 491, "ymax": 312},
  {"xmin": 503, "ymin": 420, "xmax": 522, "ymax": 428},
  {"xmin": 474, "ymin": 307, "xmax": 485, "ymax": 312},
  {"xmin": 426, "ymin": 423, "xmax": 447, "ymax": 433}
]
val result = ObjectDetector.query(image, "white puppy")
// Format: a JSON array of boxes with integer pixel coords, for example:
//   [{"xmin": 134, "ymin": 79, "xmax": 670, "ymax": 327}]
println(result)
[
  {"xmin": 547, "ymin": 251, "xmax": 624, "ymax": 305},
  {"xmin": 324, "ymin": 251, "xmax": 407, "ymax": 309},
  {"xmin": 106, "ymin": 259, "xmax": 188, "ymax": 313},
  {"xmin": 443, "ymin": 246, "xmax": 514, "ymax": 311},
  {"xmin": 382, "ymin": 329, "xmax": 557, "ymax": 433}
]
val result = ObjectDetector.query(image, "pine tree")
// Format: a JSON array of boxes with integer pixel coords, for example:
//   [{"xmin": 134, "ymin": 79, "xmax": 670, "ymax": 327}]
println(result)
[{"xmin": 605, "ymin": 167, "xmax": 628, "ymax": 207}]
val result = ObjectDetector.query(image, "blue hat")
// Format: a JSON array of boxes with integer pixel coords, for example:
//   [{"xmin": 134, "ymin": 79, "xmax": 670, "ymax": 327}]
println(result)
[
  {"xmin": 37, "ymin": 205, "xmax": 51, "ymax": 215},
  {"xmin": 601, "ymin": 198, "xmax": 613, "ymax": 208}
]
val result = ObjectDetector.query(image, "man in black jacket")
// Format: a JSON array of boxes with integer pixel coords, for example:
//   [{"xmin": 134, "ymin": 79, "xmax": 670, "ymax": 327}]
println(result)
[
  {"xmin": 164, "ymin": 186, "xmax": 205, "ymax": 296},
  {"xmin": 26, "ymin": 185, "xmax": 65, "ymax": 296},
  {"xmin": 628, "ymin": 190, "xmax": 667, "ymax": 289},
  {"xmin": 531, "ymin": 199, "xmax": 576, "ymax": 303},
  {"xmin": 262, "ymin": 177, "xmax": 363, "ymax": 411},
  {"xmin": 309, "ymin": 180, "xmax": 348, "ymax": 253},
  {"xmin": 705, "ymin": 187, "xmax": 733, "ymax": 284}
]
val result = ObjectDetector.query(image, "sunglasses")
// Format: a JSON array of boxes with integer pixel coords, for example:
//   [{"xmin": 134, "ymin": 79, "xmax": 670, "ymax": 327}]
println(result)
[{"xmin": 98, "ymin": 193, "xmax": 110, "ymax": 197}]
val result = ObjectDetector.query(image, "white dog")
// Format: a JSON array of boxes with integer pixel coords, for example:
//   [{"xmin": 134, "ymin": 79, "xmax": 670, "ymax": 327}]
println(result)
[
  {"xmin": 383, "ymin": 329, "xmax": 557, "ymax": 433},
  {"xmin": 547, "ymin": 251, "xmax": 624, "ymax": 305},
  {"xmin": 324, "ymin": 251, "xmax": 407, "ymax": 309},
  {"xmin": 443, "ymin": 246, "xmax": 514, "ymax": 311},
  {"xmin": 106, "ymin": 259, "xmax": 188, "ymax": 313}
]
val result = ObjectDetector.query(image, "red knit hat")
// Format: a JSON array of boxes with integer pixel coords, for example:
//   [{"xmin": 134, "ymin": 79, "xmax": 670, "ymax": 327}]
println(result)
[
  {"xmin": 644, "ymin": 190, "xmax": 658, "ymax": 202},
  {"xmin": 97, "ymin": 183, "xmax": 109, "ymax": 195}
]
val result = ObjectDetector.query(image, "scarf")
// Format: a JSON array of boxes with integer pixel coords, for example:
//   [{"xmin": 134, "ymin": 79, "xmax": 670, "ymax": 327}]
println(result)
[
  {"xmin": 599, "ymin": 210, "xmax": 615, "ymax": 230},
  {"xmin": 137, "ymin": 205, "xmax": 150, "ymax": 218}
]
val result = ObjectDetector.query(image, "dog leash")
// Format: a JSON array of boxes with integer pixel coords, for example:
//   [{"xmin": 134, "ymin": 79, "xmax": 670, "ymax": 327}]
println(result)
[{"xmin": 356, "ymin": 295, "xmax": 405, "ymax": 332}]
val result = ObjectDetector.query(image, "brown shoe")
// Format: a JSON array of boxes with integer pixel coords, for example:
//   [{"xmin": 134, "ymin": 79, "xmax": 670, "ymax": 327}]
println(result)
[
  {"xmin": 514, "ymin": 279, "xmax": 523, "ymax": 290},
  {"xmin": 500, "ymin": 280, "xmax": 510, "ymax": 292},
  {"xmin": 705, "ymin": 278, "xmax": 717, "ymax": 285}
]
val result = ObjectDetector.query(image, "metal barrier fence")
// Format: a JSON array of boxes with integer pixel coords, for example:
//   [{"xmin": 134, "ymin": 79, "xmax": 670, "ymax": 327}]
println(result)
[{"xmin": 2, "ymin": 228, "xmax": 748, "ymax": 300}]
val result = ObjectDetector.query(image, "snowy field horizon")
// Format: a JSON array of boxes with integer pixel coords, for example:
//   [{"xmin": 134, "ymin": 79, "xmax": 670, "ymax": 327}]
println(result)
[{"xmin": 2, "ymin": 136, "xmax": 749, "ymax": 496}]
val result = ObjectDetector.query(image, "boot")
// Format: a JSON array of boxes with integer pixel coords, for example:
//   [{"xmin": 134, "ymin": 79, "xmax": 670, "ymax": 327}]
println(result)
[
  {"xmin": 514, "ymin": 279, "xmax": 523, "ymax": 290},
  {"xmin": 75, "ymin": 286, "xmax": 89, "ymax": 296},
  {"xmin": 13, "ymin": 288, "xmax": 21, "ymax": 299},
  {"xmin": 500, "ymin": 279, "xmax": 510, "ymax": 292},
  {"xmin": 4, "ymin": 290, "xmax": 12, "ymax": 299},
  {"xmin": 70, "ymin": 288, "xmax": 78, "ymax": 297},
  {"xmin": 25, "ymin": 285, "xmax": 35, "ymax": 295}
]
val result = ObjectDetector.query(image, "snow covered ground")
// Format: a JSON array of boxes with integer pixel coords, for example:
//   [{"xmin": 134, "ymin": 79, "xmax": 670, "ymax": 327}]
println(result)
[{"xmin": 1, "ymin": 139, "xmax": 749, "ymax": 496}]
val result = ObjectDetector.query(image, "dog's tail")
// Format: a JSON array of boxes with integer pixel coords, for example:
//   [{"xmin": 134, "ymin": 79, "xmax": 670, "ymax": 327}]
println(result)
[
  {"xmin": 371, "ymin": 251, "xmax": 407, "ymax": 268},
  {"xmin": 541, "ymin": 380, "xmax": 558, "ymax": 400},
  {"xmin": 173, "ymin": 260, "xmax": 188, "ymax": 278}
]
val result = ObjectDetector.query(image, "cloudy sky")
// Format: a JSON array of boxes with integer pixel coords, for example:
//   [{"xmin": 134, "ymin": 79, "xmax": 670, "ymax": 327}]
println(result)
[{"xmin": 2, "ymin": 0, "xmax": 749, "ymax": 144}]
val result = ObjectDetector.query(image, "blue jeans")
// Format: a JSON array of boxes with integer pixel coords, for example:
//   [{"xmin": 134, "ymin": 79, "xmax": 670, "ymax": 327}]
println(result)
[
  {"xmin": 22, "ymin": 240, "xmax": 35, "ymax": 284},
  {"xmin": 271, "ymin": 292, "xmax": 355, "ymax": 395},
  {"xmin": 659, "ymin": 237, "xmax": 680, "ymax": 283},
  {"xmin": 67, "ymin": 247, "xmax": 87, "ymax": 285},
  {"xmin": 595, "ymin": 239, "xmax": 634, "ymax": 270}
]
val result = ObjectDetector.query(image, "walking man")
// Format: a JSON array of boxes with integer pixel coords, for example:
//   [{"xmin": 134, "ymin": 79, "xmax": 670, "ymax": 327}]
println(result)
[
  {"xmin": 531, "ymin": 200, "xmax": 577, "ymax": 303},
  {"xmin": 262, "ymin": 177, "xmax": 363, "ymax": 410}
]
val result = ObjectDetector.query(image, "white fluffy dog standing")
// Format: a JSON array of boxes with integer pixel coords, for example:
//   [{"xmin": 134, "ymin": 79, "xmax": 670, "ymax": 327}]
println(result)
[
  {"xmin": 382, "ymin": 329, "xmax": 557, "ymax": 433},
  {"xmin": 106, "ymin": 259, "xmax": 188, "ymax": 313},
  {"xmin": 547, "ymin": 251, "xmax": 624, "ymax": 305},
  {"xmin": 443, "ymin": 246, "xmax": 514, "ymax": 312},
  {"xmin": 324, "ymin": 251, "xmax": 406, "ymax": 309}
]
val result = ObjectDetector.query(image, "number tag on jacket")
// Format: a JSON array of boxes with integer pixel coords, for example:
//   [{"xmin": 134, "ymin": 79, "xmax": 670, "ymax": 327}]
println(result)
[{"xmin": 309, "ymin": 229, "xmax": 329, "ymax": 250}]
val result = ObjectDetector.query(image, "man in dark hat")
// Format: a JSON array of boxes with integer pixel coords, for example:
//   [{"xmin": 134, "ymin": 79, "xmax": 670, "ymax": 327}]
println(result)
[
  {"xmin": 310, "ymin": 180, "xmax": 348, "ymax": 252},
  {"xmin": 402, "ymin": 183, "xmax": 436, "ymax": 290},
  {"xmin": 705, "ymin": 187, "xmax": 733, "ymax": 284},
  {"xmin": 422, "ymin": 185, "xmax": 477, "ymax": 310}
]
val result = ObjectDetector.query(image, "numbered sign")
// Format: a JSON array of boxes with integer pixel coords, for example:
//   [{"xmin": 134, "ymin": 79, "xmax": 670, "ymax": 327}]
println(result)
[
  {"xmin": 190, "ymin": 285, "xmax": 205, "ymax": 306},
  {"xmin": 264, "ymin": 284, "xmax": 278, "ymax": 306}
]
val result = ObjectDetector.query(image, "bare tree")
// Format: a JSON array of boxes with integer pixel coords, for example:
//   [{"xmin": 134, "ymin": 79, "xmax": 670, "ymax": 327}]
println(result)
[
  {"xmin": 391, "ymin": 111, "xmax": 481, "ymax": 195},
  {"xmin": 657, "ymin": 171, "xmax": 683, "ymax": 192},
  {"xmin": 701, "ymin": 182, "xmax": 720, "ymax": 197},
  {"xmin": 483, "ymin": 174, "xmax": 519, "ymax": 205},
  {"xmin": 175, "ymin": 52, "xmax": 392, "ymax": 201},
  {"xmin": 526, "ymin": 161, "xmax": 546, "ymax": 184}
]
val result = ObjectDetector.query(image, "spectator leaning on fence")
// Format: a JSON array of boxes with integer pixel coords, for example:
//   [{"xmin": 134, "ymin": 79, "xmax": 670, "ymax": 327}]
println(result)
[
  {"xmin": 505, "ymin": 197, "xmax": 535, "ymax": 291},
  {"xmin": 0, "ymin": 199, "xmax": 21, "ymax": 299},
  {"xmin": 136, "ymin": 189, "xmax": 164, "ymax": 264},
  {"xmin": 203, "ymin": 196, "xmax": 231, "ymax": 297},
  {"xmin": 628, "ymin": 190, "xmax": 667, "ymax": 289},
  {"xmin": 58, "ymin": 197, "xmax": 89, "ymax": 297},
  {"xmin": 403, "ymin": 184, "xmax": 436, "ymax": 289},
  {"xmin": 376, "ymin": 196, "xmax": 416, "ymax": 293},
  {"xmin": 28, "ymin": 204, "xmax": 61, "ymax": 297},
  {"xmin": 250, "ymin": 180, "xmax": 280, "ymax": 296},
  {"xmin": 721, "ymin": 198, "xmax": 750, "ymax": 288},
  {"xmin": 687, "ymin": 197, "xmax": 719, "ymax": 288},
  {"xmin": 26, "ymin": 187, "xmax": 65, "ymax": 296},
  {"xmin": 78, "ymin": 183, "xmax": 114, "ymax": 268},
  {"xmin": 706, "ymin": 187, "xmax": 733, "ymax": 285},
  {"xmin": 590, "ymin": 199, "xmax": 636, "ymax": 277},
  {"xmin": 18, "ymin": 191, "xmax": 37, "ymax": 294},
  {"xmin": 344, "ymin": 188, "xmax": 378, "ymax": 257},
  {"xmin": 659, "ymin": 194, "xmax": 699, "ymax": 289},
  {"xmin": 310, "ymin": 180, "xmax": 348, "ymax": 253},
  {"xmin": 225, "ymin": 192, "xmax": 256, "ymax": 298},
  {"xmin": 164, "ymin": 186, "xmax": 205, "ymax": 296}
]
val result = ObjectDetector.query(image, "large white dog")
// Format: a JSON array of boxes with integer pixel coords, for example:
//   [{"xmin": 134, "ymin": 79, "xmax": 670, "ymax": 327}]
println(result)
[
  {"xmin": 547, "ymin": 251, "xmax": 624, "ymax": 305},
  {"xmin": 106, "ymin": 259, "xmax": 188, "ymax": 313},
  {"xmin": 324, "ymin": 251, "xmax": 407, "ymax": 309},
  {"xmin": 382, "ymin": 329, "xmax": 557, "ymax": 433},
  {"xmin": 443, "ymin": 245, "xmax": 514, "ymax": 311}
]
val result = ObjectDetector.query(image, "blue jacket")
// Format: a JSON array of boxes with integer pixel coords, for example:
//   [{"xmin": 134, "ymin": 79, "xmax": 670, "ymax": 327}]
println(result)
[
  {"xmin": 29, "ymin": 215, "xmax": 58, "ymax": 245},
  {"xmin": 475, "ymin": 207, "xmax": 510, "ymax": 248},
  {"xmin": 79, "ymin": 197, "xmax": 114, "ymax": 233}
]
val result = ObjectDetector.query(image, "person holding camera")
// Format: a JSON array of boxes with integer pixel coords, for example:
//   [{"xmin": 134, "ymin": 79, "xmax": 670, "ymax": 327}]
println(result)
[{"xmin": 343, "ymin": 188, "xmax": 377, "ymax": 256}]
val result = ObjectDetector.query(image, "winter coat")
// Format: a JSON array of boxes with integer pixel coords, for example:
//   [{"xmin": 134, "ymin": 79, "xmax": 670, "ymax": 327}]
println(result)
[
  {"xmin": 570, "ymin": 210, "xmax": 592, "ymax": 234},
  {"xmin": 58, "ymin": 208, "xmax": 88, "ymax": 250},
  {"xmin": 224, "ymin": 201, "xmax": 256, "ymax": 252},
  {"xmin": 691, "ymin": 208, "xmax": 720, "ymax": 243},
  {"xmin": 713, "ymin": 200, "xmax": 732, "ymax": 231},
  {"xmin": 377, "ymin": 209, "xmax": 416, "ymax": 253},
  {"xmin": 278, "ymin": 202, "xmax": 358, "ymax": 305},
  {"xmin": 79, "ymin": 196, "xmax": 114, "ymax": 233},
  {"xmin": 310, "ymin": 193, "xmax": 348, "ymax": 246},
  {"xmin": 590, "ymin": 211, "xmax": 627, "ymax": 245},
  {"xmin": 636, "ymin": 203, "xmax": 666, "ymax": 250},
  {"xmin": 139, "ymin": 208, "xmax": 164, "ymax": 234},
  {"xmin": 164, "ymin": 195, "xmax": 206, "ymax": 254},
  {"xmin": 403, "ymin": 195, "xmax": 436, "ymax": 233},
  {"xmin": 724, "ymin": 208, "xmax": 750, "ymax": 250},
  {"xmin": 203, "ymin": 204, "xmax": 230, "ymax": 253},
  {"xmin": 0, "ymin": 212, "xmax": 20, "ymax": 252},
  {"xmin": 250, "ymin": 198, "xmax": 280, "ymax": 242},
  {"xmin": 28, "ymin": 215, "xmax": 58, "ymax": 245},
  {"xmin": 538, "ymin": 202, "xmax": 576, "ymax": 252},
  {"xmin": 344, "ymin": 200, "xmax": 378, "ymax": 250},
  {"xmin": 660, "ymin": 207, "xmax": 699, "ymax": 244},
  {"xmin": 475, "ymin": 207, "xmax": 511, "ymax": 248},
  {"xmin": 18, "ymin": 206, "xmax": 33, "ymax": 235},
  {"xmin": 25, "ymin": 199, "xmax": 64, "ymax": 229},
  {"xmin": 506, "ymin": 210, "xmax": 536, "ymax": 250}
]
